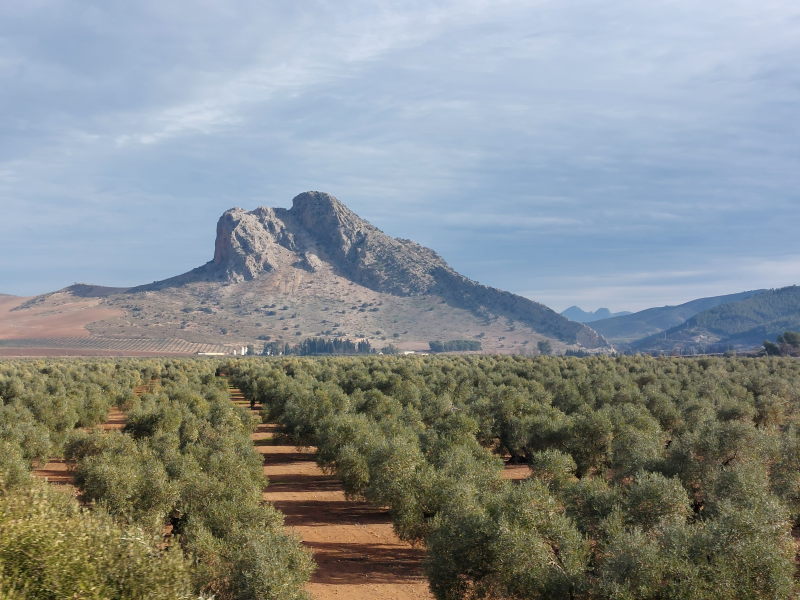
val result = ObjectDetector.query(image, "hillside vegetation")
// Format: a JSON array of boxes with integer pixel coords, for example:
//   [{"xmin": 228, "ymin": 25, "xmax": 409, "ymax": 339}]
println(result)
[
  {"xmin": 765, "ymin": 331, "xmax": 800, "ymax": 357},
  {"xmin": 633, "ymin": 286, "xmax": 800, "ymax": 353},
  {"xmin": 591, "ymin": 289, "xmax": 763, "ymax": 344}
]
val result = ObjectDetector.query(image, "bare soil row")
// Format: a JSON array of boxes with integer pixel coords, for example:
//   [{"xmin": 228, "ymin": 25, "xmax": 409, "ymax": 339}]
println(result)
[
  {"xmin": 32, "ymin": 378, "xmax": 525, "ymax": 600},
  {"xmin": 31, "ymin": 407, "xmax": 127, "ymax": 495},
  {"xmin": 229, "ymin": 386, "xmax": 434, "ymax": 600},
  {"xmin": 30, "ymin": 381, "xmax": 156, "ymax": 493}
]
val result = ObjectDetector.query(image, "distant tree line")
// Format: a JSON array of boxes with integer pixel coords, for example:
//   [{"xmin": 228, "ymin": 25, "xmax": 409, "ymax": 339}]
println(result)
[
  {"xmin": 564, "ymin": 348, "xmax": 591, "ymax": 357},
  {"xmin": 428, "ymin": 339, "xmax": 482, "ymax": 352},
  {"xmin": 691, "ymin": 286, "xmax": 800, "ymax": 336},
  {"xmin": 262, "ymin": 337, "xmax": 398, "ymax": 356},
  {"xmin": 764, "ymin": 331, "xmax": 800, "ymax": 356}
]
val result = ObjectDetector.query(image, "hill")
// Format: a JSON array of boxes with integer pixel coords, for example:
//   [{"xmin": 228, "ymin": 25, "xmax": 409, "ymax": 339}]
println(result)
[
  {"xmin": 590, "ymin": 289, "xmax": 765, "ymax": 344},
  {"xmin": 631, "ymin": 285, "xmax": 800, "ymax": 354},
  {"xmin": 0, "ymin": 192, "xmax": 610, "ymax": 355},
  {"xmin": 561, "ymin": 306, "xmax": 631, "ymax": 323}
]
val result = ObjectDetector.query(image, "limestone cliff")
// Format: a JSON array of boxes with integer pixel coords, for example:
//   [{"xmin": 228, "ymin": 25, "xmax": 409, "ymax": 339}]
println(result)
[{"xmin": 141, "ymin": 191, "xmax": 607, "ymax": 349}]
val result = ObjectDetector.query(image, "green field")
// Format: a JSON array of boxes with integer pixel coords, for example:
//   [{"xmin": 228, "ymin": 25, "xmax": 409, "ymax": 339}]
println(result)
[{"xmin": 2, "ymin": 355, "xmax": 800, "ymax": 599}]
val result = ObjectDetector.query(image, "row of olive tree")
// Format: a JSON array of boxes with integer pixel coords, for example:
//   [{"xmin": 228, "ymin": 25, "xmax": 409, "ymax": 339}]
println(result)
[
  {"xmin": 66, "ymin": 359, "xmax": 313, "ymax": 600},
  {"xmin": 0, "ymin": 359, "xmax": 145, "ymax": 480},
  {"xmin": 0, "ymin": 473, "xmax": 196, "ymax": 600},
  {"xmin": 229, "ymin": 354, "xmax": 800, "ymax": 599},
  {"xmin": 0, "ymin": 359, "xmax": 200, "ymax": 599}
]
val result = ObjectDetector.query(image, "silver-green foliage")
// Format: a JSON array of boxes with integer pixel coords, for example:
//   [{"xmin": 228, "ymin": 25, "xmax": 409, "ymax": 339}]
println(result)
[
  {"xmin": 228, "ymin": 354, "xmax": 800, "ymax": 599},
  {"xmin": 0, "ymin": 478, "xmax": 193, "ymax": 600}
]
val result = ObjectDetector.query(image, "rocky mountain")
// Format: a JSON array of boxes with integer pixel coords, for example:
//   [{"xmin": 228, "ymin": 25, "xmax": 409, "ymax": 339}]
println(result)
[
  {"xmin": 590, "ymin": 289, "xmax": 765, "ymax": 344},
  {"xmin": 630, "ymin": 286, "xmax": 800, "ymax": 354},
  {"xmin": 561, "ymin": 306, "xmax": 631, "ymax": 323},
  {"xmin": 141, "ymin": 192, "xmax": 484, "ymax": 296},
  {"xmin": 0, "ymin": 192, "xmax": 610, "ymax": 356}
]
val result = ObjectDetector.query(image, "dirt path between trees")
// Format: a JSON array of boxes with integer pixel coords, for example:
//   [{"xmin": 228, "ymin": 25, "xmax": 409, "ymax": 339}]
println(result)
[
  {"xmin": 31, "ymin": 381, "xmax": 155, "ymax": 494},
  {"xmin": 31, "ymin": 406, "xmax": 127, "ymax": 495},
  {"xmin": 228, "ymin": 386, "xmax": 434, "ymax": 600}
]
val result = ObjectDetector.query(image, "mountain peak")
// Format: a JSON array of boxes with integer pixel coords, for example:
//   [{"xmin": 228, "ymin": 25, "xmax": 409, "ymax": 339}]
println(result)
[
  {"xmin": 288, "ymin": 191, "xmax": 366, "ymax": 239},
  {"xmin": 207, "ymin": 191, "xmax": 438, "ymax": 293},
  {"xmin": 290, "ymin": 190, "xmax": 346, "ymax": 215},
  {"xmin": 288, "ymin": 191, "xmax": 380, "ymax": 263},
  {"xmin": 136, "ymin": 191, "xmax": 609, "ymax": 350},
  {"xmin": 561, "ymin": 306, "xmax": 631, "ymax": 323}
]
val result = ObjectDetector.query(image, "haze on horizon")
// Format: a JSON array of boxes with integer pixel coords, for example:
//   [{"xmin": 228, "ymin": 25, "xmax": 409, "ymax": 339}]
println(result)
[{"xmin": 1, "ymin": 1, "xmax": 798, "ymax": 313}]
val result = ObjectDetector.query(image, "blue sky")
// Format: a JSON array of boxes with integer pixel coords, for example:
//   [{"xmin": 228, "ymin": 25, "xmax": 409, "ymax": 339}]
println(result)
[{"xmin": 1, "ymin": 0, "xmax": 798, "ymax": 312}]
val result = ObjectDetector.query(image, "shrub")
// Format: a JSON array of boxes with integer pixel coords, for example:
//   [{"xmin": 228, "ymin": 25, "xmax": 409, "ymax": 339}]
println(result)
[{"xmin": 0, "ymin": 479, "xmax": 193, "ymax": 600}]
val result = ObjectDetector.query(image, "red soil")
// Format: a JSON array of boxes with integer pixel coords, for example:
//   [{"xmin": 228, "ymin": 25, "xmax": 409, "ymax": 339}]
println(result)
[
  {"xmin": 0, "ymin": 295, "xmax": 123, "ymax": 340},
  {"xmin": 99, "ymin": 407, "xmax": 128, "ymax": 431},
  {"xmin": 229, "ymin": 387, "xmax": 434, "ymax": 600},
  {"xmin": 32, "ymin": 403, "xmax": 128, "ymax": 495},
  {"xmin": 502, "ymin": 463, "xmax": 530, "ymax": 481},
  {"xmin": 32, "ymin": 458, "xmax": 77, "ymax": 495},
  {"xmin": 0, "ymin": 348, "xmax": 189, "ymax": 357}
]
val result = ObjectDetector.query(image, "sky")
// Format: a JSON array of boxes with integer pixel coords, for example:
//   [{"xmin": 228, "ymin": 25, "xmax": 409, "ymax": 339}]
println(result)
[{"xmin": 1, "ymin": 0, "xmax": 798, "ymax": 312}]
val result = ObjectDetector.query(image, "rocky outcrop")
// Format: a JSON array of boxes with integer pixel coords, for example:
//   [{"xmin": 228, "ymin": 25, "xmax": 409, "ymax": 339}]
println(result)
[
  {"xmin": 139, "ymin": 191, "xmax": 609, "ymax": 349},
  {"xmin": 211, "ymin": 206, "xmax": 291, "ymax": 280},
  {"xmin": 208, "ymin": 192, "xmax": 443, "ymax": 295}
]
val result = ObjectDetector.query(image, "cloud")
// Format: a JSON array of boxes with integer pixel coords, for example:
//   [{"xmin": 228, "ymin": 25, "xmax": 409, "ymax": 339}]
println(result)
[
  {"xmin": 525, "ymin": 256, "xmax": 800, "ymax": 313},
  {"xmin": 0, "ymin": 0, "xmax": 799, "ymax": 307}
]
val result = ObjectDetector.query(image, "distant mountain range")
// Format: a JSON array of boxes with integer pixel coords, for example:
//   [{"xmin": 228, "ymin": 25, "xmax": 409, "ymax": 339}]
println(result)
[
  {"xmin": 0, "ymin": 192, "xmax": 610, "ymax": 356},
  {"xmin": 561, "ymin": 306, "xmax": 631, "ymax": 323},
  {"xmin": 590, "ymin": 290, "xmax": 765, "ymax": 343},
  {"xmin": 629, "ymin": 286, "xmax": 800, "ymax": 354},
  {"xmin": 591, "ymin": 287, "xmax": 800, "ymax": 354}
]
